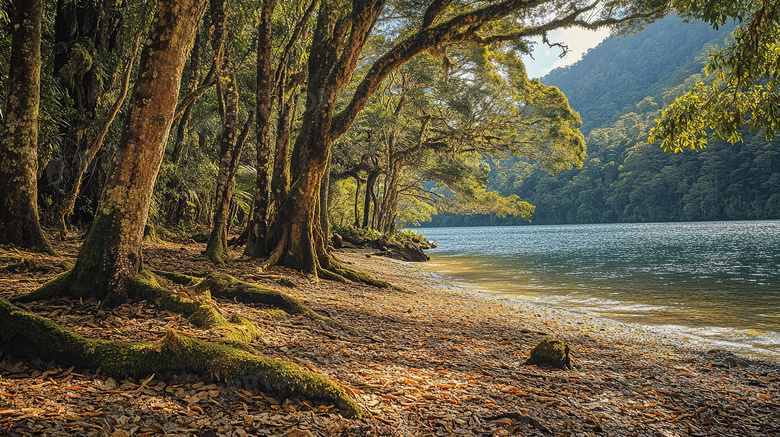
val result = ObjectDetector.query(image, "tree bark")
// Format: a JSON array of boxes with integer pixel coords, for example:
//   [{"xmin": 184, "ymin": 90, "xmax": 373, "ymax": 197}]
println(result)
[
  {"xmin": 363, "ymin": 169, "xmax": 380, "ymax": 228},
  {"xmin": 204, "ymin": 73, "xmax": 254, "ymax": 266},
  {"xmin": 44, "ymin": 0, "xmax": 208, "ymax": 306},
  {"xmin": 353, "ymin": 176, "xmax": 363, "ymax": 228},
  {"xmin": 0, "ymin": 0, "xmax": 52, "ymax": 253},
  {"xmin": 320, "ymin": 153, "xmax": 332, "ymax": 241},
  {"xmin": 271, "ymin": 91, "xmax": 296, "ymax": 215},
  {"xmin": 245, "ymin": 0, "xmax": 277, "ymax": 258},
  {"xmin": 171, "ymin": 28, "xmax": 203, "ymax": 165}
]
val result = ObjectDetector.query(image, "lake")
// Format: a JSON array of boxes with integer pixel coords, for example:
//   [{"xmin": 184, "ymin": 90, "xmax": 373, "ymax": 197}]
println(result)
[{"xmin": 415, "ymin": 221, "xmax": 780, "ymax": 361}]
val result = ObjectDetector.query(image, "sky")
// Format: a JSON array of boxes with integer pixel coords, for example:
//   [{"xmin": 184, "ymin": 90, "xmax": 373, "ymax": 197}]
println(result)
[{"xmin": 522, "ymin": 27, "xmax": 612, "ymax": 79}]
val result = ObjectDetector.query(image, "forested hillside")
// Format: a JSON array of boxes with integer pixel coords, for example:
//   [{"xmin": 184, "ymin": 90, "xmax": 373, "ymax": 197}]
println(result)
[{"xmin": 425, "ymin": 15, "xmax": 780, "ymax": 227}]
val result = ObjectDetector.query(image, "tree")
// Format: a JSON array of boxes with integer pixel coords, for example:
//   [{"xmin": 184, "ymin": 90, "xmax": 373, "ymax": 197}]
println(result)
[
  {"xmin": 650, "ymin": 0, "xmax": 780, "ymax": 151},
  {"xmin": 26, "ymin": 0, "xmax": 209, "ymax": 305},
  {"xmin": 203, "ymin": 0, "xmax": 256, "ymax": 266},
  {"xmin": 0, "ymin": 0, "xmax": 52, "ymax": 253},
  {"xmin": 261, "ymin": 0, "xmax": 669, "ymax": 282}
]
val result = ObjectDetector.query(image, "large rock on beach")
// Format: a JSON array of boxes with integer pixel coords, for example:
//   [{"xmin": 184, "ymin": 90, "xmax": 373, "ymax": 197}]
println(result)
[{"xmin": 527, "ymin": 337, "xmax": 574, "ymax": 369}]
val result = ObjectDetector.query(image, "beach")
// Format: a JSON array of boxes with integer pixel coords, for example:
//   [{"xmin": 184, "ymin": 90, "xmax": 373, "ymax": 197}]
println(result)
[{"xmin": 0, "ymin": 241, "xmax": 779, "ymax": 436}]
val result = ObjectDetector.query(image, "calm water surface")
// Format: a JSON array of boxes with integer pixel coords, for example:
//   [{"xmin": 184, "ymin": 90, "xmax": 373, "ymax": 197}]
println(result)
[{"xmin": 416, "ymin": 221, "xmax": 780, "ymax": 361}]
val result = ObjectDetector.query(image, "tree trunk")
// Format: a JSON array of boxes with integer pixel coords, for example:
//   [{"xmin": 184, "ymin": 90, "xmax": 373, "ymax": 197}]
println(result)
[
  {"xmin": 204, "ymin": 73, "xmax": 254, "ymax": 266},
  {"xmin": 353, "ymin": 177, "xmax": 362, "ymax": 228},
  {"xmin": 271, "ymin": 90, "xmax": 296, "ymax": 217},
  {"xmin": 0, "ymin": 0, "xmax": 52, "ymax": 253},
  {"xmin": 363, "ymin": 169, "xmax": 379, "ymax": 228},
  {"xmin": 171, "ymin": 28, "xmax": 203, "ymax": 165},
  {"xmin": 262, "ymin": 0, "xmax": 391, "ymax": 285},
  {"xmin": 320, "ymin": 153, "xmax": 332, "ymax": 242},
  {"xmin": 245, "ymin": 0, "xmax": 277, "ymax": 258},
  {"xmin": 38, "ymin": 0, "xmax": 208, "ymax": 306},
  {"xmin": 379, "ymin": 162, "xmax": 401, "ymax": 234}
]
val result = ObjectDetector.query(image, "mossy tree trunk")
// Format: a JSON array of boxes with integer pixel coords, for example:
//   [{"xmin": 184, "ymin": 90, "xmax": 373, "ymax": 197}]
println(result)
[
  {"xmin": 245, "ymin": 0, "xmax": 278, "ymax": 259},
  {"xmin": 0, "ymin": 0, "xmax": 53, "ymax": 253},
  {"xmin": 204, "ymin": 0, "xmax": 255, "ymax": 266},
  {"xmin": 37, "ymin": 0, "xmax": 208, "ymax": 305},
  {"xmin": 261, "ymin": 0, "xmax": 386, "ymax": 278}
]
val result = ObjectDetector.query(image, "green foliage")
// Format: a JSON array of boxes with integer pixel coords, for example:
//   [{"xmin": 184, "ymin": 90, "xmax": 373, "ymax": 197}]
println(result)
[
  {"xmin": 650, "ymin": 3, "xmax": 780, "ymax": 151},
  {"xmin": 431, "ymin": 16, "xmax": 780, "ymax": 227}
]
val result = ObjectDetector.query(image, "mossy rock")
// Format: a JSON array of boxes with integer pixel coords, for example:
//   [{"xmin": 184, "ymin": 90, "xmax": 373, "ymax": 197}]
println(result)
[
  {"xmin": 707, "ymin": 349, "xmax": 751, "ymax": 368},
  {"xmin": 526, "ymin": 337, "xmax": 574, "ymax": 369}
]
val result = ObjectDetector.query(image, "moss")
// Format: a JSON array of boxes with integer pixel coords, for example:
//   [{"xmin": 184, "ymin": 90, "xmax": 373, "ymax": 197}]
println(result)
[
  {"xmin": 527, "ymin": 337, "xmax": 574, "ymax": 369},
  {"xmin": 130, "ymin": 274, "xmax": 225, "ymax": 330},
  {"xmin": 0, "ymin": 299, "xmax": 362, "ymax": 418},
  {"xmin": 151, "ymin": 270, "xmax": 202, "ymax": 286},
  {"xmin": 259, "ymin": 309, "xmax": 289, "ymax": 320},
  {"xmin": 197, "ymin": 272, "xmax": 312, "ymax": 316},
  {"xmin": 13, "ymin": 269, "xmax": 74, "ymax": 303}
]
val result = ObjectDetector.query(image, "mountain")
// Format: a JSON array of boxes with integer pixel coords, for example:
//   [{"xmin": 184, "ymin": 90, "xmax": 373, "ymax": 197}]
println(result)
[
  {"xmin": 543, "ymin": 15, "xmax": 733, "ymax": 134},
  {"xmin": 422, "ymin": 15, "xmax": 780, "ymax": 227}
]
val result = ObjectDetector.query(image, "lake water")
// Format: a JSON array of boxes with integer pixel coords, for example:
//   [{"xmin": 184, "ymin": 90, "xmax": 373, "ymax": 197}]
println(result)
[{"xmin": 415, "ymin": 221, "xmax": 780, "ymax": 361}]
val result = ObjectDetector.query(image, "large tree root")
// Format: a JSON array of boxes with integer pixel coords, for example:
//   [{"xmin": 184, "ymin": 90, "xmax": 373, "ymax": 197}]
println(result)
[
  {"xmin": 0, "ymin": 298, "xmax": 363, "ymax": 419},
  {"xmin": 193, "ymin": 272, "xmax": 349, "ymax": 330},
  {"xmin": 14, "ymin": 270, "xmax": 258, "ymax": 346},
  {"xmin": 325, "ymin": 256, "xmax": 393, "ymax": 289}
]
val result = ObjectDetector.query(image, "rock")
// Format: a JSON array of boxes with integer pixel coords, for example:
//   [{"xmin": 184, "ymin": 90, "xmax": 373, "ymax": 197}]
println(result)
[
  {"xmin": 707, "ymin": 349, "xmax": 751, "ymax": 368},
  {"xmin": 332, "ymin": 233, "xmax": 343, "ymax": 249},
  {"xmin": 526, "ymin": 337, "xmax": 574, "ymax": 369}
]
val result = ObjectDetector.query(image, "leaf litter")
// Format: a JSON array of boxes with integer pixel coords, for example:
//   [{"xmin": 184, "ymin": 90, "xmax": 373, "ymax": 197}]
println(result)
[{"xmin": 0, "ymin": 239, "xmax": 779, "ymax": 436}]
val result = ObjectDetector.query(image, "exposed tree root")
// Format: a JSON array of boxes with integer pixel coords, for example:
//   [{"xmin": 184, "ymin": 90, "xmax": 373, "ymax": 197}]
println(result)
[
  {"xmin": 14, "ymin": 270, "xmax": 257, "ymax": 346},
  {"xmin": 0, "ymin": 298, "xmax": 363, "ymax": 419},
  {"xmin": 151, "ymin": 270, "xmax": 203, "ymax": 285},
  {"xmin": 193, "ymin": 272, "xmax": 346, "ymax": 330},
  {"xmin": 326, "ymin": 257, "xmax": 392, "ymax": 289}
]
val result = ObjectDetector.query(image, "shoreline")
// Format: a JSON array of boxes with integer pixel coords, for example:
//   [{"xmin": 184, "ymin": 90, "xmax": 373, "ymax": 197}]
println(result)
[
  {"xmin": 418, "ymin": 253, "xmax": 780, "ymax": 364},
  {"xmin": 1, "ymin": 242, "xmax": 779, "ymax": 436},
  {"xmin": 369, "ymin": 251, "xmax": 780, "ymax": 368}
]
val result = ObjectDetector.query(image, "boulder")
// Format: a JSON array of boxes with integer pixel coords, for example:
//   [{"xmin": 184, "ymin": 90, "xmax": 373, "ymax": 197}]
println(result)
[{"xmin": 526, "ymin": 337, "xmax": 574, "ymax": 369}]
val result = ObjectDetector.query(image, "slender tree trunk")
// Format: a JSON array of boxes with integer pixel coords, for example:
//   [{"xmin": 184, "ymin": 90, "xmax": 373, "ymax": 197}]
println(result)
[
  {"xmin": 204, "ymin": 72, "xmax": 254, "ymax": 266},
  {"xmin": 171, "ymin": 28, "xmax": 202, "ymax": 165},
  {"xmin": 0, "ymin": 0, "xmax": 52, "ymax": 253},
  {"xmin": 379, "ymin": 162, "xmax": 401, "ymax": 234},
  {"xmin": 353, "ymin": 176, "xmax": 362, "ymax": 228},
  {"xmin": 271, "ymin": 91, "xmax": 296, "ymax": 216},
  {"xmin": 319, "ymin": 154, "xmax": 332, "ymax": 242},
  {"xmin": 362, "ymin": 169, "xmax": 379, "ymax": 228},
  {"xmin": 49, "ymin": 0, "xmax": 208, "ymax": 306},
  {"xmin": 245, "ymin": 0, "xmax": 277, "ymax": 258}
]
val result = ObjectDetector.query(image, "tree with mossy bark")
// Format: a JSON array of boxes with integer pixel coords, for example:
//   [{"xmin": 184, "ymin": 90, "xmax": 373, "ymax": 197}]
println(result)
[
  {"xmin": 257, "ymin": 0, "xmax": 670, "ymax": 283},
  {"xmin": 7, "ymin": 0, "xmax": 365, "ymax": 418},
  {"xmin": 203, "ymin": 0, "xmax": 255, "ymax": 267},
  {"xmin": 0, "ymin": 0, "xmax": 53, "ymax": 254}
]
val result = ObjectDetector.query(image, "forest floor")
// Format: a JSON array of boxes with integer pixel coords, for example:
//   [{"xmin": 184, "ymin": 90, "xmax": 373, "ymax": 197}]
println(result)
[{"xmin": 0, "ymin": 237, "xmax": 779, "ymax": 436}]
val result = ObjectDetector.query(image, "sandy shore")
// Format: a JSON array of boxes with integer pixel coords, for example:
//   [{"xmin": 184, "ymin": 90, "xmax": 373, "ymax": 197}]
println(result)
[{"xmin": 1, "ymin": 241, "xmax": 779, "ymax": 436}]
